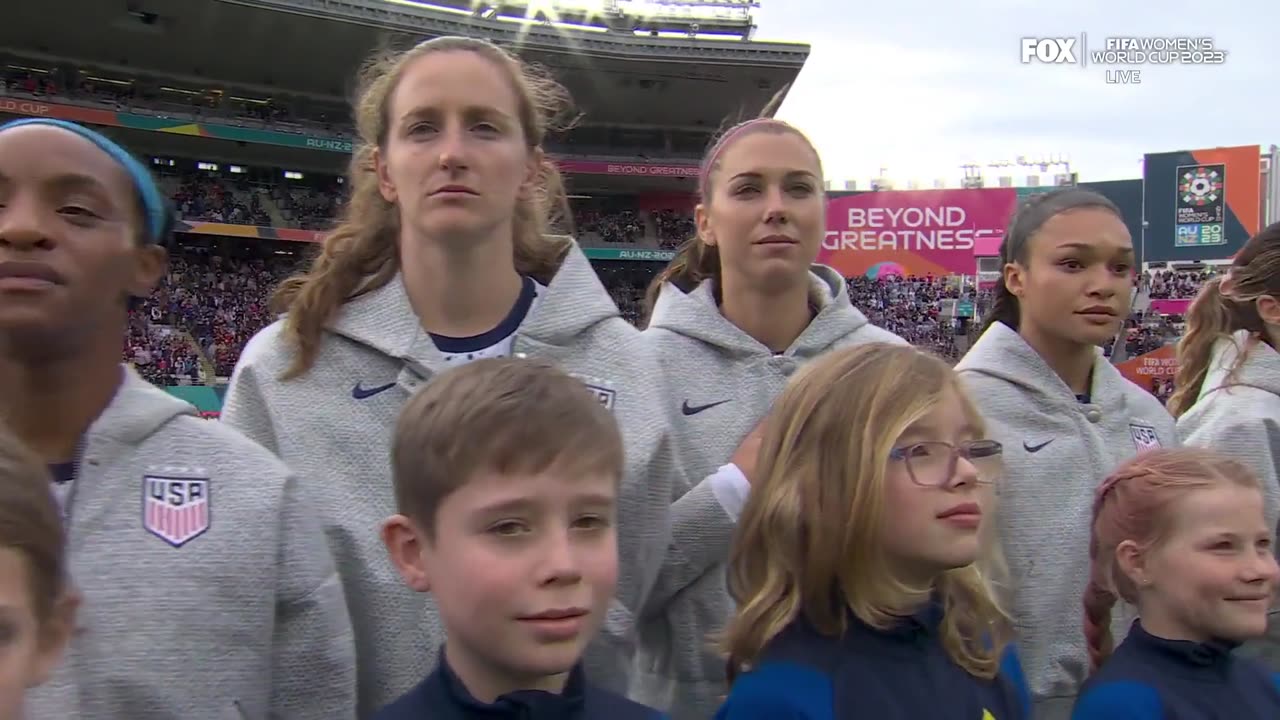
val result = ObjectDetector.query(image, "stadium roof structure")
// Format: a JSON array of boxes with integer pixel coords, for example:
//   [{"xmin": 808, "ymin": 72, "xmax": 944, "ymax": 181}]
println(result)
[
  {"xmin": 2, "ymin": 0, "xmax": 808, "ymax": 132},
  {"xmin": 413, "ymin": 0, "xmax": 762, "ymax": 38}
]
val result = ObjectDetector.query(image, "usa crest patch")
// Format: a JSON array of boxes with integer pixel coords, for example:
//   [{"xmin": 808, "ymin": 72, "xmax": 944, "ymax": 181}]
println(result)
[
  {"xmin": 585, "ymin": 384, "xmax": 616, "ymax": 411},
  {"xmin": 143, "ymin": 475, "xmax": 211, "ymax": 548},
  {"xmin": 568, "ymin": 372, "xmax": 617, "ymax": 412},
  {"xmin": 1129, "ymin": 423, "xmax": 1162, "ymax": 453}
]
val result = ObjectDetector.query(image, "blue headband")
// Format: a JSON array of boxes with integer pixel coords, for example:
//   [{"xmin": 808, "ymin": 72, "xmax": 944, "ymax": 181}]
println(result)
[{"xmin": 0, "ymin": 118, "xmax": 168, "ymax": 244}]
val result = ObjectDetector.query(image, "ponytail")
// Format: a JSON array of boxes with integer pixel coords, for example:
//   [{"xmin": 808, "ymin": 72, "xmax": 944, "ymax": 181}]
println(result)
[
  {"xmin": 1167, "ymin": 277, "xmax": 1235, "ymax": 417},
  {"xmin": 1167, "ymin": 274, "xmax": 1270, "ymax": 418},
  {"xmin": 1169, "ymin": 223, "xmax": 1280, "ymax": 416},
  {"xmin": 980, "ymin": 276, "xmax": 1020, "ymax": 333},
  {"xmin": 642, "ymin": 236, "xmax": 720, "ymax": 326}
]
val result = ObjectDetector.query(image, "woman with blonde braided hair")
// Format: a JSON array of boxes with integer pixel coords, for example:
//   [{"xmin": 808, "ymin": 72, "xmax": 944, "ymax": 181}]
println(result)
[{"xmin": 1073, "ymin": 448, "xmax": 1280, "ymax": 719}]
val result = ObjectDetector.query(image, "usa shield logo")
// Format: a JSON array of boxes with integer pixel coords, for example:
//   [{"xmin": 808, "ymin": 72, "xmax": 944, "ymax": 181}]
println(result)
[
  {"xmin": 584, "ymin": 384, "xmax": 616, "ymax": 411},
  {"xmin": 1129, "ymin": 423, "xmax": 1162, "ymax": 453},
  {"xmin": 568, "ymin": 372, "xmax": 617, "ymax": 412},
  {"xmin": 142, "ymin": 475, "xmax": 211, "ymax": 548}
]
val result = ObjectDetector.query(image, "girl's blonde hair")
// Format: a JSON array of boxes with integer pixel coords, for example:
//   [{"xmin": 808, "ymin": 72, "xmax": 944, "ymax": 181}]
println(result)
[
  {"xmin": 273, "ymin": 36, "xmax": 577, "ymax": 379},
  {"xmin": 721, "ymin": 343, "xmax": 1012, "ymax": 680}
]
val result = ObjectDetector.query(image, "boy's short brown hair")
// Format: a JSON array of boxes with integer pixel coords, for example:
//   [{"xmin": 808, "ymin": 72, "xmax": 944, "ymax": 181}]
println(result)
[
  {"xmin": 391, "ymin": 358, "xmax": 625, "ymax": 536},
  {"xmin": 0, "ymin": 421, "xmax": 67, "ymax": 622}
]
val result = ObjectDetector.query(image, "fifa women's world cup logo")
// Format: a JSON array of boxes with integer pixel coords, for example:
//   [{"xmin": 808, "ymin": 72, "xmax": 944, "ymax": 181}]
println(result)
[
  {"xmin": 1174, "ymin": 163, "xmax": 1226, "ymax": 247},
  {"xmin": 1178, "ymin": 166, "xmax": 1223, "ymax": 208}
]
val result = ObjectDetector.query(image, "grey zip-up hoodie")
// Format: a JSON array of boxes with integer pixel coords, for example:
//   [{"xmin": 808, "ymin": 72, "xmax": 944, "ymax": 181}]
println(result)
[
  {"xmin": 1176, "ymin": 330, "xmax": 1280, "ymax": 669},
  {"xmin": 955, "ymin": 322, "xmax": 1175, "ymax": 720},
  {"xmin": 634, "ymin": 265, "xmax": 904, "ymax": 719},
  {"xmin": 222, "ymin": 244, "xmax": 689, "ymax": 716},
  {"xmin": 26, "ymin": 366, "xmax": 356, "ymax": 719}
]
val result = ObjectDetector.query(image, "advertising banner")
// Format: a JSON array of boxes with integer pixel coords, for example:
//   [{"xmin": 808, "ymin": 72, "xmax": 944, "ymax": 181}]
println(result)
[
  {"xmin": 1148, "ymin": 298, "xmax": 1193, "ymax": 315},
  {"xmin": 1, "ymin": 94, "xmax": 695, "ymax": 172},
  {"xmin": 1116, "ymin": 344, "xmax": 1178, "ymax": 387},
  {"xmin": 581, "ymin": 247, "xmax": 675, "ymax": 262},
  {"xmin": 557, "ymin": 159, "xmax": 699, "ymax": 178},
  {"xmin": 0, "ymin": 94, "xmax": 355, "ymax": 153},
  {"xmin": 173, "ymin": 221, "xmax": 678, "ymax": 262},
  {"xmin": 173, "ymin": 220, "xmax": 325, "ymax": 243},
  {"xmin": 820, "ymin": 188, "xmax": 1019, "ymax": 278},
  {"xmin": 1142, "ymin": 145, "xmax": 1261, "ymax": 262}
]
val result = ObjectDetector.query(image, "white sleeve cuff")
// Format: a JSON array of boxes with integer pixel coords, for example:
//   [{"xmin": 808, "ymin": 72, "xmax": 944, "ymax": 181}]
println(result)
[{"xmin": 707, "ymin": 463, "xmax": 751, "ymax": 522}]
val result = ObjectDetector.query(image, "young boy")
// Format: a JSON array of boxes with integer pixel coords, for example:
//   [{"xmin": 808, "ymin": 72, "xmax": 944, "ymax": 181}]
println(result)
[{"xmin": 377, "ymin": 358, "xmax": 666, "ymax": 719}]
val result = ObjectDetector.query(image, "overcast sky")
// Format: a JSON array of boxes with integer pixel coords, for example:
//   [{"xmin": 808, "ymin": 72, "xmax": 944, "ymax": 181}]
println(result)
[{"xmin": 753, "ymin": 0, "xmax": 1272, "ymax": 188}]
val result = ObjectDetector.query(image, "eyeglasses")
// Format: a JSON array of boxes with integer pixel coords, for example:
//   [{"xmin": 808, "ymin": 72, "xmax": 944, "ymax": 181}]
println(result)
[{"xmin": 888, "ymin": 440, "xmax": 1003, "ymax": 487}]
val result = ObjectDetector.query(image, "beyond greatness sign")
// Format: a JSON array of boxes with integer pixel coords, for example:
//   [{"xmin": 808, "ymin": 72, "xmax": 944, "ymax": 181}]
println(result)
[
  {"xmin": 556, "ymin": 159, "xmax": 699, "ymax": 178},
  {"xmin": 820, "ymin": 189, "xmax": 1018, "ymax": 278}
]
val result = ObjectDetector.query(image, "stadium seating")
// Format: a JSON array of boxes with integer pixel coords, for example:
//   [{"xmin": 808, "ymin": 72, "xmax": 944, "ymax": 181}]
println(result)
[
  {"xmin": 2, "ymin": 62, "xmax": 706, "ymax": 162},
  {"xmin": 845, "ymin": 277, "xmax": 987, "ymax": 362},
  {"xmin": 157, "ymin": 170, "xmax": 693, "ymax": 244},
  {"xmin": 129, "ymin": 239, "xmax": 303, "ymax": 380},
  {"xmin": 1144, "ymin": 268, "xmax": 1218, "ymax": 299},
  {"xmin": 122, "ymin": 234, "xmax": 981, "ymax": 380}
]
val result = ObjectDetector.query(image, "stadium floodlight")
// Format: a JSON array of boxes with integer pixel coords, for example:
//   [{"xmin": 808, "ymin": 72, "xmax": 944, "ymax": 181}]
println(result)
[
  {"xmin": 526, "ymin": 0, "xmax": 610, "ymax": 13},
  {"xmin": 621, "ymin": 0, "xmax": 757, "ymax": 21}
]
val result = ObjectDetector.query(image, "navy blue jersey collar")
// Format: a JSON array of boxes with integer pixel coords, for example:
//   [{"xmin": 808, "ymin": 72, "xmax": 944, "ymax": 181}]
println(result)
[
  {"xmin": 438, "ymin": 647, "xmax": 586, "ymax": 717},
  {"xmin": 431, "ymin": 275, "xmax": 537, "ymax": 354},
  {"xmin": 1129, "ymin": 619, "xmax": 1238, "ymax": 669},
  {"xmin": 837, "ymin": 597, "xmax": 945, "ymax": 652}
]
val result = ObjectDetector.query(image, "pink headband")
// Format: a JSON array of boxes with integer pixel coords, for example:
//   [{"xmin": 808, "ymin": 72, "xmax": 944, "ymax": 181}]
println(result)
[{"xmin": 698, "ymin": 117, "xmax": 792, "ymax": 197}]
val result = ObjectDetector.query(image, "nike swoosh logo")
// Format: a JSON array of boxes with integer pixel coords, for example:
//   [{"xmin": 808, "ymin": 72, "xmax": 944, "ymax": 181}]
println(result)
[
  {"xmin": 682, "ymin": 399, "xmax": 730, "ymax": 416},
  {"xmin": 1023, "ymin": 439, "xmax": 1054, "ymax": 453},
  {"xmin": 352, "ymin": 382, "xmax": 396, "ymax": 400}
]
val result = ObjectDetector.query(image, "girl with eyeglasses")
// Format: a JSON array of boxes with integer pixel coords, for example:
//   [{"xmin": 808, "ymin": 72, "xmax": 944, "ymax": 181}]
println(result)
[{"xmin": 715, "ymin": 343, "xmax": 1028, "ymax": 719}]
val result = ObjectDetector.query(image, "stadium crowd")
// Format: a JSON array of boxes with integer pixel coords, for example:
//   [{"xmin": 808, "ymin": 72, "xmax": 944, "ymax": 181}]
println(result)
[
  {"xmin": 1143, "ymin": 267, "xmax": 1219, "ymax": 298},
  {"xmin": 123, "ymin": 237, "xmax": 987, "ymax": 381},
  {"xmin": 846, "ymin": 276, "xmax": 982, "ymax": 361},
  {"xmin": 155, "ymin": 169, "xmax": 699, "ymax": 244}
]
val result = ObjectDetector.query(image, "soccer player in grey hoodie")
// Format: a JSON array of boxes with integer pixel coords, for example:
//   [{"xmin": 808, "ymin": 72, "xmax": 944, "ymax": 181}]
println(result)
[
  {"xmin": 1168, "ymin": 225, "xmax": 1280, "ymax": 668},
  {"xmin": 954, "ymin": 188, "xmax": 1175, "ymax": 720},
  {"xmin": 635, "ymin": 115, "xmax": 904, "ymax": 719},
  {"xmin": 0, "ymin": 118, "xmax": 357, "ymax": 718},
  {"xmin": 221, "ymin": 37, "xmax": 715, "ymax": 716}
]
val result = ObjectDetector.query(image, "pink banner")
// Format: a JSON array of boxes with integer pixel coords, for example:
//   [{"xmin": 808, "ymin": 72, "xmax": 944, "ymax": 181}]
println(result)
[
  {"xmin": 821, "ymin": 189, "xmax": 1019, "ymax": 278},
  {"xmin": 1149, "ymin": 298, "xmax": 1192, "ymax": 315},
  {"xmin": 556, "ymin": 159, "xmax": 699, "ymax": 178},
  {"xmin": 973, "ymin": 235, "xmax": 1003, "ymax": 258}
]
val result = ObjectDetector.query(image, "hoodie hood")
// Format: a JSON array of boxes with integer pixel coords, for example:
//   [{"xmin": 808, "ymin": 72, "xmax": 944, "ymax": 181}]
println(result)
[
  {"xmin": 1198, "ymin": 330, "xmax": 1280, "ymax": 401},
  {"xmin": 956, "ymin": 321, "xmax": 1130, "ymax": 412},
  {"xmin": 646, "ymin": 263, "xmax": 875, "ymax": 358},
  {"xmin": 326, "ymin": 242, "xmax": 620, "ymax": 367},
  {"xmin": 90, "ymin": 365, "xmax": 198, "ymax": 446}
]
